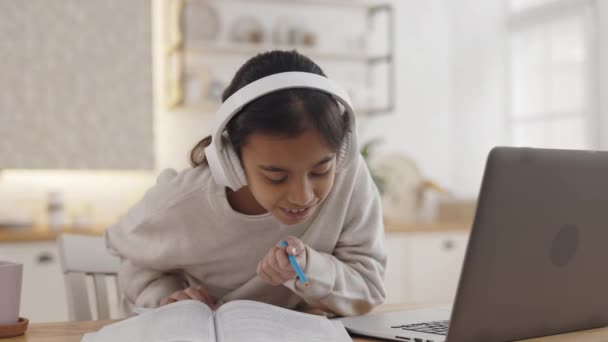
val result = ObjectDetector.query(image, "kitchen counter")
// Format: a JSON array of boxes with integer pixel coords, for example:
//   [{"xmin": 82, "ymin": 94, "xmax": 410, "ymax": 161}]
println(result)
[
  {"xmin": 0, "ymin": 227, "xmax": 106, "ymax": 243},
  {"xmin": 384, "ymin": 220, "xmax": 471, "ymax": 233},
  {"xmin": 0, "ymin": 220, "xmax": 471, "ymax": 243}
]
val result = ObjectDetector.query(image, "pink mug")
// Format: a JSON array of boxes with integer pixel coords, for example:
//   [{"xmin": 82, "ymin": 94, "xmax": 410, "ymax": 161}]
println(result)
[{"xmin": 0, "ymin": 261, "xmax": 22, "ymax": 326}]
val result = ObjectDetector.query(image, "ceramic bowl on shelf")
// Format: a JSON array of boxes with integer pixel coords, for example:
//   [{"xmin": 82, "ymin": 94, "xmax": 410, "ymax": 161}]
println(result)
[{"xmin": 230, "ymin": 15, "xmax": 265, "ymax": 44}]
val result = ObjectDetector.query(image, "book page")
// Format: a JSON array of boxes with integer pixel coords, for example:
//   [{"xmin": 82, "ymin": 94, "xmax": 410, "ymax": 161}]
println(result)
[
  {"xmin": 214, "ymin": 300, "xmax": 352, "ymax": 342},
  {"xmin": 81, "ymin": 300, "xmax": 215, "ymax": 342}
]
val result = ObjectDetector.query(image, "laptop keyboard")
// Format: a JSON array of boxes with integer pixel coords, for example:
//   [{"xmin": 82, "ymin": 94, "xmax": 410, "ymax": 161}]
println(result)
[{"xmin": 391, "ymin": 320, "xmax": 450, "ymax": 336}]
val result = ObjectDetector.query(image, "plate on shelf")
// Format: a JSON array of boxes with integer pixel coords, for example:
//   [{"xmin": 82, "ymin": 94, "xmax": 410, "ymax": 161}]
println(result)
[{"xmin": 181, "ymin": 0, "xmax": 220, "ymax": 45}]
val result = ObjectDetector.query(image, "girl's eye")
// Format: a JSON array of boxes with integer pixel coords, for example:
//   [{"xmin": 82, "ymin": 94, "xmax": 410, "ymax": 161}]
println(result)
[
  {"xmin": 264, "ymin": 167, "xmax": 331, "ymax": 184},
  {"xmin": 267, "ymin": 176, "xmax": 287, "ymax": 184},
  {"xmin": 311, "ymin": 169, "xmax": 331, "ymax": 178}
]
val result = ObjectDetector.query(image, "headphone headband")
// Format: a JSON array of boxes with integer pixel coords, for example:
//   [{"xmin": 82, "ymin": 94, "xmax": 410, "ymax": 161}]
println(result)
[{"xmin": 205, "ymin": 71, "xmax": 357, "ymax": 190}]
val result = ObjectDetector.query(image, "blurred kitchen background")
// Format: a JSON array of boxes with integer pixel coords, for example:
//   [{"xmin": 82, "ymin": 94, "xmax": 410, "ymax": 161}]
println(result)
[{"xmin": 0, "ymin": 0, "xmax": 606, "ymax": 322}]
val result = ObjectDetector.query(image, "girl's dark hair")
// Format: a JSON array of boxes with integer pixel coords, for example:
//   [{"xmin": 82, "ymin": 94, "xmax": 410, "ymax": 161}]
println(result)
[{"xmin": 190, "ymin": 50, "xmax": 351, "ymax": 167}]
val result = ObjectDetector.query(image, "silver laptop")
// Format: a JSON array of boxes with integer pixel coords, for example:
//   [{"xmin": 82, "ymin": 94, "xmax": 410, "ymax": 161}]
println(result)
[{"xmin": 340, "ymin": 147, "xmax": 608, "ymax": 342}]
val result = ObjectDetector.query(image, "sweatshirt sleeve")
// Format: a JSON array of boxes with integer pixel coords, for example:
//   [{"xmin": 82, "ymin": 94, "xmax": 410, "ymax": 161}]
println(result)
[
  {"xmin": 116, "ymin": 258, "xmax": 186, "ymax": 308},
  {"xmin": 287, "ymin": 157, "xmax": 387, "ymax": 316},
  {"xmin": 105, "ymin": 168, "xmax": 202, "ymax": 308}
]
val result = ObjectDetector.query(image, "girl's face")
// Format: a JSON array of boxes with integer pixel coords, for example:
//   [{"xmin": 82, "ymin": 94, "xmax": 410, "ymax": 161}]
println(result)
[{"xmin": 239, "ymin": 129, "xmax": 337, "ymax": 225}]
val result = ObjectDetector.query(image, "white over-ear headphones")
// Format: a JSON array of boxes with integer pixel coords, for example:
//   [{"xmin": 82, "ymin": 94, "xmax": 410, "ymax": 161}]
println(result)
[{"xmin": 204, "ymin": 71, "xmax": 358, "ymax": 190}]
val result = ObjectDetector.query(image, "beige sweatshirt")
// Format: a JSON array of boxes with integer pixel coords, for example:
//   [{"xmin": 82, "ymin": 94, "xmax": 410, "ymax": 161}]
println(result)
[{"xmin": 105, "ymin": 154, "xmax": 386, "ymax": 317}]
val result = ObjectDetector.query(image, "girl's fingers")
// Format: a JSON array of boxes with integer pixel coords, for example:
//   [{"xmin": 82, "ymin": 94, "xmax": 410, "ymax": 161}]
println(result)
[
  {"xmin": 264, "ymin": 256, "xmax": 287, "ymax": 285},
  {"xmin": 172, "ymin": 292, "xmax": 190, "ymax": 301},
  {"xmin": 257, "ymin": 262, "xmax": 270, "ymax": 283},
  {"xmin": 160, "ymin": 297, "xmax": 174, "ymax": 306},
  {"xmin": 161, "ymin": 290, "xmax": 182, "ymax": 306},
  {"xmin": 259, "ymin": 243, "xmax": 303, "ymax": 286},
  {"xmin": 275, "ymin": 247, "xmax": 291, "ymax": 271},
  {"xmin": 270, "ymin": 246, "xmax": 297, "ymax": 280},
  {"xmin": 262, "ymin": 256, "xmax": 284, "ymax": 284},
  {"xmin": 257, "ymin": 261, "xmax": 273, "ymax": 283},
  {"xmin": 184, "ymin": 285, "xmax": 215, "ymax": 306},
  {"xmin": 160, "ymin": 286, "xmax": 217, "ymax": 307},
  {"xmin": 265, "ymin": 273, "xmax": 280, "ymax": 286},
  {"xmin": 274, "ymin": 249, "xmax": 297, "ymax": 279},
  {"xmin": 295, "ymin": 251, "xmax": 306, "ymax": 266},
  {"xmin": 258, "ymin": 264, "xmax": 280, "ymax": 285},
  {"xmin": 283, "ymin": 236, "xmax": 306, "ymax": 256},
  {"xmin": 266, "ymin": 247, "xmax": 280, "ymax": 269},
  {"xmin": 266, "ymin": 271, "xmax": 282, "ymax": 285},
  {"xmin": 184, "ymin": 287, "xmax": 206, "ymax": 302},
  {"xmin": 197, "ymin": 287, "xmax": 216, "ymax": 306},
  {"xmin": 266, "ymin": 248, "xmax": 287, "ymax": 278},
  {"xmin": 282, "ymin": 236, "xmax": 307, "ymax": 271}
]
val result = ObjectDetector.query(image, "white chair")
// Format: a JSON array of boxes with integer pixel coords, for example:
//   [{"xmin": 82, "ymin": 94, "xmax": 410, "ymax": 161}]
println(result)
[{"xmin": 57, "ymin": 233, "xmax": 121, "ymax": 321}]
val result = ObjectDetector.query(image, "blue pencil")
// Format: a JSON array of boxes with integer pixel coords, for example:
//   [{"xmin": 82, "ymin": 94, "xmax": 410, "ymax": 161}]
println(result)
[{"xmin": 280, "ymin": 240, "xmax": 309, "ymax": 287}]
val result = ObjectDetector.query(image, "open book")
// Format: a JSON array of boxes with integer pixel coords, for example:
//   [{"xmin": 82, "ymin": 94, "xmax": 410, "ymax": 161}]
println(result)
[{"xmin": 81, "ymin": 300, "xmax": 352, "ymax": 342}]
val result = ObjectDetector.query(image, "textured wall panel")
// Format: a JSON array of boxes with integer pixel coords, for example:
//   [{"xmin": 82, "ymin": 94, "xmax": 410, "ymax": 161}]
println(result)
[{"xmin": 0, "ymin": 0, "xmax": 154, "ymax": 169}]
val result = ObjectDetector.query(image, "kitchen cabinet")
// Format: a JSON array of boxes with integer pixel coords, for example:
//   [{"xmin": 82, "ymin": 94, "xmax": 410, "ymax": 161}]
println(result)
[{"xmin": 384, "ymin": 230, "xmax": 470, "ymax": 305}]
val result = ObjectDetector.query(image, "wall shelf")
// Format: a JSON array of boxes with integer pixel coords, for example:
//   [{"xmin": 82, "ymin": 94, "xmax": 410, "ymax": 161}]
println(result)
[
  {"xmin": 219, "ymin": 0, "xmax": 377, "ymax": 10},
  {"xmin": 163, "ymin": 0, "xmax": 394, "ymax": 115},
  {"xmin": 184, "ymin": 42, "xmax": 374, "ymax": 62}
]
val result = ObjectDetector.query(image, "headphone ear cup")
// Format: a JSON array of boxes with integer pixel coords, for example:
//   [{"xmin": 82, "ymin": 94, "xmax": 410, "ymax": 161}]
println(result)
[
  {"xmin": 336, "ymin": 129, "xmax": 358, "ymax": 171},
  {"xmin": 336, "ymin": 134, "xmax": 349, "ymax": 169},
  {"xmin": 219, "ymin": 135, "xmax": 248, "ymax": 189}
]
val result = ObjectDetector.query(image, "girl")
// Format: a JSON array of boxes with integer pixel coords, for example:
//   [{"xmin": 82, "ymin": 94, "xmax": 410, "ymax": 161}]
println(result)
[{"xmin": 106, "ymin": 50, "xmax": 387, "ymax": 317}]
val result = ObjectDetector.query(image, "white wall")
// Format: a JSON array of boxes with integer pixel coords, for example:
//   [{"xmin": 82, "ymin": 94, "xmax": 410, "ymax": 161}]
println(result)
[
  {"xmin": 447, "ymin": 0, "xmax": 508, "ymax": 197},
  {"xmin": 359, "ymin": 0, "xmax": 452, "ymax": 191},
  {"xmin": 447, "ymin": 0, "xmax": 607, "ymax": 196},
  {"xmin": 361, "ymin": 0, "xmax": 509, "ymax": 198}
]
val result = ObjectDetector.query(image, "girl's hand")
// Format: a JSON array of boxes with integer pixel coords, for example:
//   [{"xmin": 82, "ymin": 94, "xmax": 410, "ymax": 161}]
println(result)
[
  {"xmin": 159, "ymin": 285, "xmax": 216, "ymax": 308},
  {"xmin": 257, "ymin": 236, "xmax": 307, "ymax": 286}
]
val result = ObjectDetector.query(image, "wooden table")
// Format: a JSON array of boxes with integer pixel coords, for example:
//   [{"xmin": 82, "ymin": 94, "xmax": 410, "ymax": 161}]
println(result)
[{"xmin": 7, "ymin": 303, "xmax": 608, "ymax": 342}]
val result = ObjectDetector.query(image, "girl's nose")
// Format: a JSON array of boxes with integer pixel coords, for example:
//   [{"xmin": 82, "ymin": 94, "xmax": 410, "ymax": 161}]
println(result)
[{"xmin": 288, "ymin": 178, "xmax": 314, "ymax": 206}]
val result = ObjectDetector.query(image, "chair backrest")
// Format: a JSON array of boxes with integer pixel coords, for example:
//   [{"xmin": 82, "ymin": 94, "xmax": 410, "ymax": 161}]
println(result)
[{"xmin": 56, "ymin": 233, "xmax": 121, "ymax": 321}]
